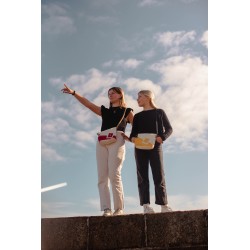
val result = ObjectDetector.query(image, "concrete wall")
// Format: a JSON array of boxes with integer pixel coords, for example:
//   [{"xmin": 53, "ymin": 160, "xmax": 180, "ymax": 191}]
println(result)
[{"xmin": 41, "ymin": 209, "xmax": 208, "ymax": 250}]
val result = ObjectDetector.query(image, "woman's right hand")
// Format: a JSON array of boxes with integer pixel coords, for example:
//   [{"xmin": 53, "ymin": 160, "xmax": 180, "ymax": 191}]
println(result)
[{"xmin": 61, "ymin": 83, "xmax": 74, "ymax": 95}]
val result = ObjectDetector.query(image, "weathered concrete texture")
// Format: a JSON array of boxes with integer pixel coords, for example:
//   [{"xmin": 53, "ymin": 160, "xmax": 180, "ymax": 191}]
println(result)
[
  {"xmin": 88, "ymin": 214, "xmax": 145, "ymax": 249},
  {"xmin": 119, "ymin": 247, "xmax": 207, "ymax": 250},
  {"xmin": 41, "ymin": 209, "xmax": 208, "ymax": 250},
  {"xmin": 41, "ymin": 216, "xmax": 88, "ymax": 250},
  {"xmin": 146, "ymin": 210, "xmax": 208, "ymax": 249}
]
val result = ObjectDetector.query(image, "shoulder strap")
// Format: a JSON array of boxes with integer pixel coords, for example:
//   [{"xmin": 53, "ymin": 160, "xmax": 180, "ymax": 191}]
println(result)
[{"xmin": 116, "ymin": 108, "xmax": 127, "ymax": 128}]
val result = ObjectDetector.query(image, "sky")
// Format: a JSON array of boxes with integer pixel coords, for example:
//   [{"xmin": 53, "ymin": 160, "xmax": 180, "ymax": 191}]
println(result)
[
  {"xmin": 2, "ymin": 0, "xmax": 250, "ymax": 249},
  {"xmin": 41, "ymin": 0, "xmax": 208, "ymax": 218}
]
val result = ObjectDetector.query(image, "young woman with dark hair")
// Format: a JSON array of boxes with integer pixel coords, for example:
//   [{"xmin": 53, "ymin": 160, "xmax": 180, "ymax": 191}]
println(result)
[{"xmin": 61, "ymin": 84, "xmax": 133, "ymax": 216}]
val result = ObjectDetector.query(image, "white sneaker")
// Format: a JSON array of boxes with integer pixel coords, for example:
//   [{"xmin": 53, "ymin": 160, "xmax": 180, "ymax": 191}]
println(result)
[
  {"xmin": 161, "ymin": 205, "xmax": 172, "ymax": 213},
  {"xmin": 113, "ymin": 209, "xmax": 124, "ymax": 216},
  {"xmin": 103, "ymin": 208, "xmax": 112, "ymax": 216},
  {"xmin": 143, "ymin": 204, "xmax": 155, "ymax": 214}
]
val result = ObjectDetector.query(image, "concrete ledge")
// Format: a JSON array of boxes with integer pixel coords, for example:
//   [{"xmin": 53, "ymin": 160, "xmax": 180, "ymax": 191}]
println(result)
[
  {"xmin": 41, "ymin": 209, "xmax": 208, "ymax": 250},
  {"xmin": 146, "ymin": 210, "xmax": 208, "ymax": 248},
  {"xmin": 41, "ymin": 217, "xmax": 88, "ymax": 250}
]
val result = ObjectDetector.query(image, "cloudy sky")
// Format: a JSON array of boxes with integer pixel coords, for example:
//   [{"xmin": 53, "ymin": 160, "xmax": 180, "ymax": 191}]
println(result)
[{"xmin": 41, "ymin": 0, "xmax": 208, "ymax": 217}]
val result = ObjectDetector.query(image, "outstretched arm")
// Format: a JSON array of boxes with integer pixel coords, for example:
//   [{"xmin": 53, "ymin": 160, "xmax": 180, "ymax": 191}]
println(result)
[{"xmin": 61, "ymin": 84, "xmax": 101, "ymax": 116}]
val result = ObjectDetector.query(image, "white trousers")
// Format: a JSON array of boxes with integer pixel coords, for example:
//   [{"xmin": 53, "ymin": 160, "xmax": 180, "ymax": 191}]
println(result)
[{"xmin": 96, "ymin": 131, "xmax": 125, "ymax": 211}]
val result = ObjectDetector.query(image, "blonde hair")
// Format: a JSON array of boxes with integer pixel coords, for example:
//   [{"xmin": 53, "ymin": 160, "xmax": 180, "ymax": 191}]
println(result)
[
  {"xmin": 108, "ymin": 87, "xmax": 126, "ymax": 108},
  {"xmin": 138, "ymin": 90, "xmax": 157, "ymax": 109}
]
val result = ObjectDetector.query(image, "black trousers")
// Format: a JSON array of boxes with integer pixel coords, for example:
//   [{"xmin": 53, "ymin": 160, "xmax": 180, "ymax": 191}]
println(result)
[{"xmin": 134, "ymin": 143, "xmax": 168, "ymax": 206}]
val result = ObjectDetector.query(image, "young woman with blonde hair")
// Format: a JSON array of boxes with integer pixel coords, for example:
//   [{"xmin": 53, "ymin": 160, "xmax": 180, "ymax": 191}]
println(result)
[
  {"xmin": 129, "ymin": 90, "xmax": 173, "ymax": 213},
  {"xmin": 61, "ymin": 84, "xmax": 133, "ymax": 216}
]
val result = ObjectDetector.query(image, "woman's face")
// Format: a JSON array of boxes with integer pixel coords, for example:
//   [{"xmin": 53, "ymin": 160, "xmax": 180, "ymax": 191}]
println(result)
[
  {"xmin": 108, "ymin": 89, "xmax": 122, "ymax": 103},
  {"xmin": 137, "ymin": 93, "xmax": 150, "ymax": 107}
]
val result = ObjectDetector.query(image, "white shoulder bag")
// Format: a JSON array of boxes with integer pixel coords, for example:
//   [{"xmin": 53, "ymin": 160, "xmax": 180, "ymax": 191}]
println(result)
[{"xmin": 98, "ymin": 108, "xmax": 127, "ymax": 146}]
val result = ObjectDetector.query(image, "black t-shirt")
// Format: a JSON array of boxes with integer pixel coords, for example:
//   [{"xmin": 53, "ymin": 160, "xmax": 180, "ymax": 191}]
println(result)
[
  {"xmin": 101, "ymin": 105, "xmax": 133, "ymax": 132},
  {"xmin": 130, "ymin": 109, "xmax": 173, "ymax": 141}
]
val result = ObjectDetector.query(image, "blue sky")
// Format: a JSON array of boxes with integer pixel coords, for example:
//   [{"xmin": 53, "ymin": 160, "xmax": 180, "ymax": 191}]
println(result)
[{"xmin": 41, "ymin": 0, "xmax": 208, "ymax": 217}]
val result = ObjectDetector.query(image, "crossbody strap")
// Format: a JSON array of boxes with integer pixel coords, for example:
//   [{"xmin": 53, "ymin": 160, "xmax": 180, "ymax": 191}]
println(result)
[{"xmin": 116, "ymin": 108, "xmax": 127, "ymax": 129}]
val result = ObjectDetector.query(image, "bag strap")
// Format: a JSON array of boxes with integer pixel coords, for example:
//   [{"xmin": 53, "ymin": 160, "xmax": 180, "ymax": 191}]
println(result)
[
  {"xmin": 116, "ymin": 108, "xmax": 127, "ymax": 129},
  {"xmin": 156, "ymin": 109, "xmax": 158, "ymax": 134}
]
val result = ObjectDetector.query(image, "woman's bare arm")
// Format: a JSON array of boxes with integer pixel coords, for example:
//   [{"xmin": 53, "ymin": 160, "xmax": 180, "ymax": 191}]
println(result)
[{"xmin": 61, "ymin": 83, "xmax": 101, "ymax": 116}]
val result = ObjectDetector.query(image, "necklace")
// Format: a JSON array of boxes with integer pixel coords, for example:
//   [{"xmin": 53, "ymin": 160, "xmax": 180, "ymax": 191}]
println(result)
[{"xmin": 112, "ymin": 106, "xmax": 120, "ymax": 114}]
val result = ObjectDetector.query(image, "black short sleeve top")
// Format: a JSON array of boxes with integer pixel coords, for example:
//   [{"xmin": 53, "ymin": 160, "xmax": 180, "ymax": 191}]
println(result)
[{"xmin": 100, "ymin": 105, "xmax": 133, "ymax": 132}]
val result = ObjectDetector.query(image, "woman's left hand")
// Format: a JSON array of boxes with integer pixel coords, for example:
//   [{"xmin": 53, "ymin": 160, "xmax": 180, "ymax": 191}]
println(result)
[{"xmin": 156, "ymin": 136, "xmax": 163, "ymax": 144}]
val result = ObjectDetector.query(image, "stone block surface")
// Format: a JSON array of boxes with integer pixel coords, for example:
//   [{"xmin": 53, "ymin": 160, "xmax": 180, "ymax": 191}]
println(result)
[
  {"xmin": 146, "ymin": 210, "xmax": 208, "ymax": 249},
  {"xmin": 41, "ymin": 216, "xmax": 88, "ymax": 250},
  {"xmin": 88, "ymin": 214, "xmax": 145, "ymax": 250},
  {"xmin": 41, "ymin": 209, "xmax": 208, "ymax": 250}
]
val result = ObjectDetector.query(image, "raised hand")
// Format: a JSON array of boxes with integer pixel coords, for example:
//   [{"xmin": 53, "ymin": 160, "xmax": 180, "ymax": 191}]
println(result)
[{"xmin": 61, "ymin": 83, "xmax": 74, "ymax": 95}]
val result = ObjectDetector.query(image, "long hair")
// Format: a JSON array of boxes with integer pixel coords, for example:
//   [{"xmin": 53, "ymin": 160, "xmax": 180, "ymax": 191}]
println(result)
[
  {"xmin": 138, "ymin": 90, "xmax": 157, "ymax": 109},
  {"xmin": 108, "ymin": 87, "xmax": 126, "ymax": 108}
]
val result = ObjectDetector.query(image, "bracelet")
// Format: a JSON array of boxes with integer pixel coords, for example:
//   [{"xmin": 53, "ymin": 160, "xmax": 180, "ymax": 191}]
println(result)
[{"xmin": 72, "ymin": 90, "xmax": 76, "ymax": 96}]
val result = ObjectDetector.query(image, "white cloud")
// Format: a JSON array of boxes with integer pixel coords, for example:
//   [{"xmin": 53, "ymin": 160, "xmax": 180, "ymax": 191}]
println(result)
[
  {"xmin": 142, "ymin": 49, "xmax": 156, "ymax": 59},
  {"xmin": 42, "ymin": 101, "xmax": 56, "ymax": 115},
  {"xmin": 200, "ymin": 30, "xmax": 208, "ymax": 48},
  {"xmin": 138, "ymin": 0, "xmax": 164, "ymax": 7},
  {"xmin": 74, "ymin": 131, "xmax": 96, "ymax": 144},
  {"xmin": 42, "ymin": 3, "xmax": 68, "ymax": 16},
  {"xmin": 155, "ymin": 30, "xmax": 196, "ymax": 48},
  {"xmin": 68, "ymin": 68, "xmax": 118, "ymax": 95},
  {"xmin": 150, "ymin": 55, "xmax": 207, "ymax": 86},
  {"xmin": 42, "ymin": 142, "xmax": 64, "ymax": 162},
  {"xmin": 42, "ymin": 3, "xmax": 76, "ymax": 35},
  {"xmin": 42, "ymin": 117, "xmax": 72, "ymax": 143},
  {"xmin": 42, "ymin": 109, "xmax": 100, "ymax": 159},
  {"xmin": 102, "ymin": 59, "xmax": 144, "ymax": 69},
  {"xmin": 150, "ymin": 55, "xmax": 207, "ymax": 151},
  {"xmin": 115, "ymin": 59, "xmax": 143, "ymax": 69},
  {"xmin": 48, "ymin": 77, "xmax": 64, "ymax": 87},
  {"xmin": 42, "ymin": 98, "xmax": 94, "ymax": 127},
  {"xmin": 124, "ymin": 78, "xmax": 162, "ymax": 96},
  {"xmin": 49, "ymin": 68, "xmax": 119, "ymax": 96},
  {"xmin": 102, "ymin": 60, "xmax": 113, "ymax": 67}
]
